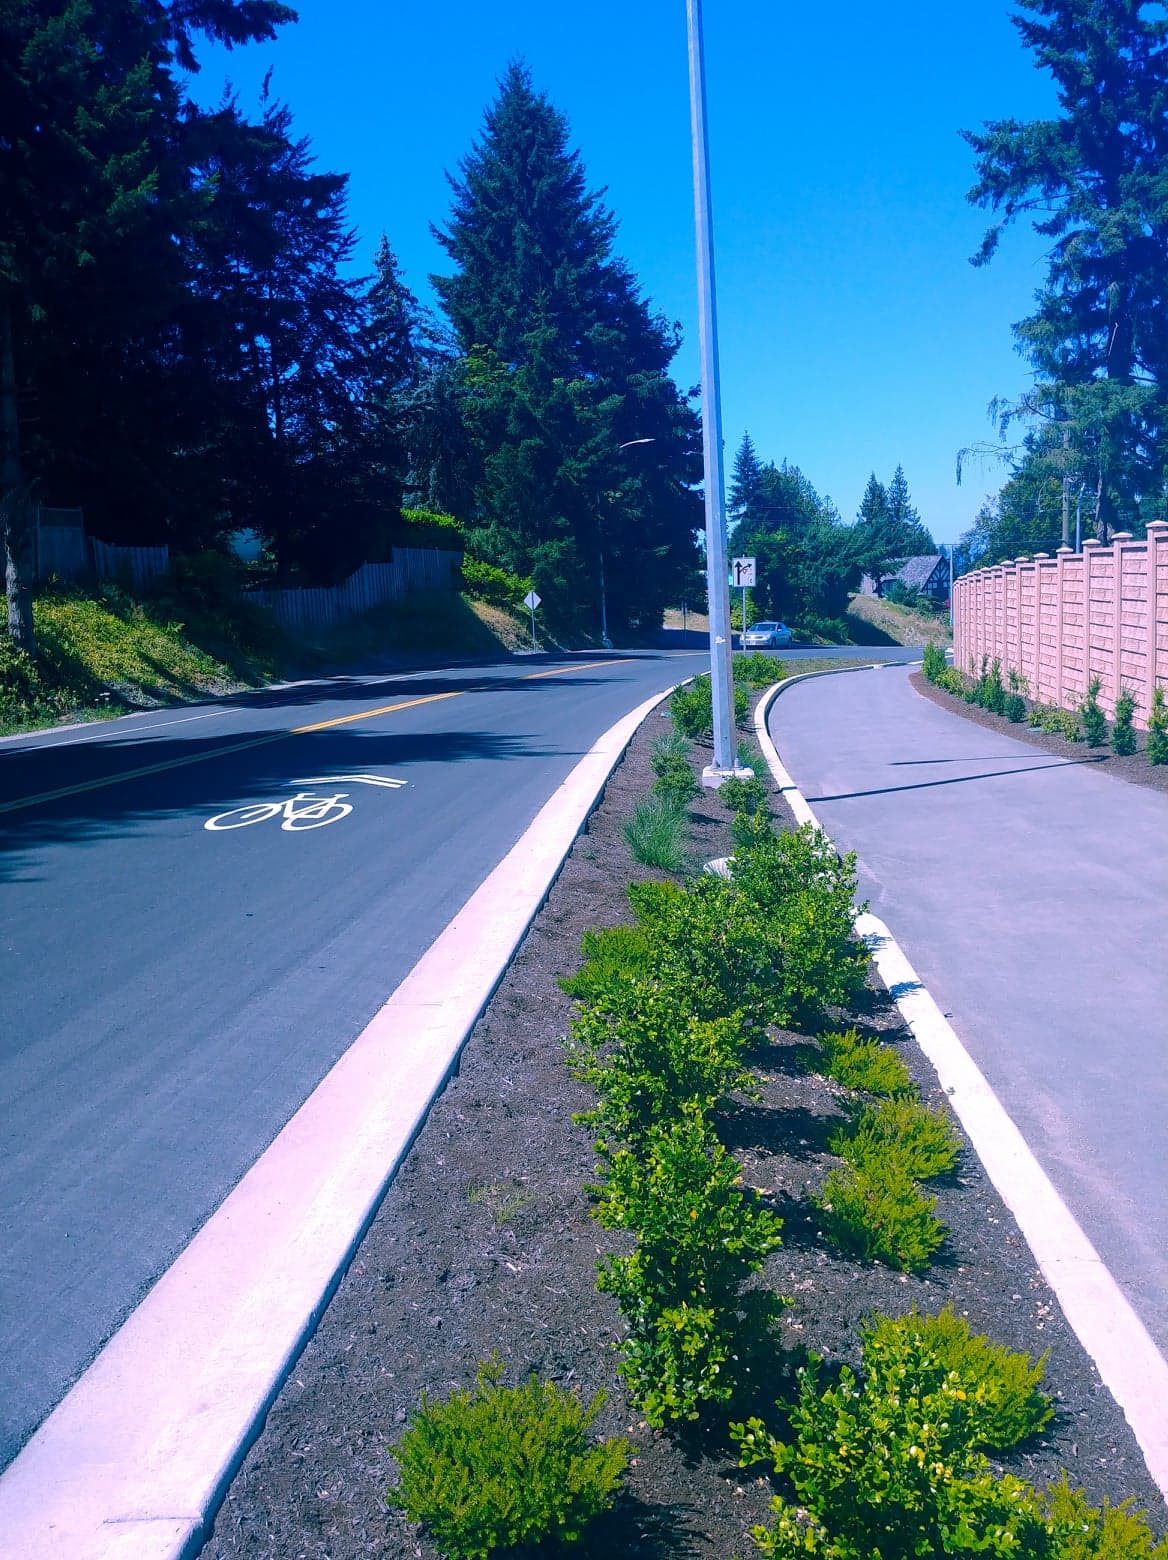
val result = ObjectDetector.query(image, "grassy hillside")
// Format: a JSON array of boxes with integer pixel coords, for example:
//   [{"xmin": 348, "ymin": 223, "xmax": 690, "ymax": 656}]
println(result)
[
  {"xmin": 0, "ymin": 581, "xmax": 527, "ymax": 736},
  {"xmin": 846, "ymin": 591, "xmax": 951, "ymax": 647}
]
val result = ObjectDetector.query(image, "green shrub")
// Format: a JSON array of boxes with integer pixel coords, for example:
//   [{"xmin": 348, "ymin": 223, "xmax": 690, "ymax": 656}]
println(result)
[
  {"xmin": 623, "ymin": 794, "xmax": 688, "ymax": 872},
  {"xmin": 650, "ymin": 729, "xmax": 691, "ymax": 772},
  {"xmin": 1043, "ymin": 1475, "xmax": 1168, "ymax": 1559},
  {"xmin": 1148, "ymin": 684, "xmax": 1168, "ymax": 765},
  {"xmin": 671, "ymin": 673, "xmax": 749, "ymax": 740},
  {"xmin": 565, "ymin": 983, "xmax": 751, "ymax": 1140},
  {"xmin": 861, "ymin": 1306, "xmax": 1052, "ymax": 1451},
  {"xmin": 830, "ymin": 1096, "xmax": 961, "ymax": 1182},
  {"xmin": 975, "ymin": 656, "xmax": 1008, "ymax": 714},
  {"xmin": 398, "ymin": 507, "xmax": 465, "ymax": 548},
  {"xmin": 560, "ymin": 923, "xmax": 655, "ymax": 1005},
  {"xmin": 1080, "ymin": 676, "xmax": 1107, "ymax": 746},
  {"xmin": 818, "ymin": 1028, "xmax": 914, "ymax": 1096},
  {"xmin": 1004, "ymin": 692, "xmax": 1027, "ymax": 722},
  {"xmin": 1033, "ymin": 702, "xmax": 1083, "ymax": 741},
  {"xmin": 460, "ymin": 556, "xmax": 532, "ymax": 607},
  {"xmin": 734, "ymin": 652, "xmax": 788, "ymax": 688},
  {"xmin": 933, "ymin": 665, "xmax": 966, "ymax": 696},
  {"xmin": 815, "ymin": 1159, "xmax": 947, "ymax": 1272},
  {"xmin": 734, "ymin": 1342, "xmax": 1049, "ymax": 1560},
  {"xmin": 732, "ymin": 800, "xmax": 779, "ymax": 852},
  {"xmin": 736, "ymin": 739, "xmax": 762, "ymax": 773},
  {"xmin": 720, "ymin": 771, "xmax": 769, "ymax": 819},
  {"xmin": 922, "ymin": 640, "xmax": 947, "ymax": 682},
  {"xmin": 389, "ymin": 1358, "xmax": 628, "ymax": 1559},
  {"xmin": 595, "ymin": 1112, "xmax": 784, "ymax": 1425},
  {"xmin": 1112, "ymin": 687, "xmax": 1137, "ymax": 756}
]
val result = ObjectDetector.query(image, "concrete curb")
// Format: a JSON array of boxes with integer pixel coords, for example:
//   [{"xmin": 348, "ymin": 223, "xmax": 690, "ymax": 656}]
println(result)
[
  {"xmin": 756, "ymin": 668, "xmax": 1168, "ymax": 1502},
  {"xmin": 0, "ymin": 685, "xmax": 681, "ymax": 1559}
]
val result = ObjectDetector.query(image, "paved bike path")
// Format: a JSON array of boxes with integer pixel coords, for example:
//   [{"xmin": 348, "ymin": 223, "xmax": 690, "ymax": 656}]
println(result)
[{"xmin": 769, "ymin": 664, "xmax": 1168, "ymax": 1360}]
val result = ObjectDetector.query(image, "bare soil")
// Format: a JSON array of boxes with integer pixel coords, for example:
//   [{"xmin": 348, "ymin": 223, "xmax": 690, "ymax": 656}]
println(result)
[
  {"xmin": 201, "ymin": 697, "xmax": 1164, "ymax": 1560},
  {"xmin": 911, "ymin": 671, "xmax": 1168, "ymax": 798}
]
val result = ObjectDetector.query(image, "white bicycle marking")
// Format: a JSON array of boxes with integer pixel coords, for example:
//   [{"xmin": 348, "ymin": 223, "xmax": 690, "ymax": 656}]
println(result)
[{"xmin": 204, "ymin": 773, "xmax": 407, "ymax": 833}]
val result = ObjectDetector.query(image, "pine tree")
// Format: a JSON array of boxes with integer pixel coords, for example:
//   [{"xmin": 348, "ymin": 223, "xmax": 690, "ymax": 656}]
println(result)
[
  {"xmin": 729, "ymin": 433, "xmax": 765, "ymax": 530},
  {"xmin": 964, "ymin": 0, "xmax": 1168, "ymax": 536},
  {"xmin": 432, "ymin": 63, "xmax": 700, "ymax": 630},
  {"xmin": 856, "ymin": 473, "xmax": 889, "ymax": 528}
]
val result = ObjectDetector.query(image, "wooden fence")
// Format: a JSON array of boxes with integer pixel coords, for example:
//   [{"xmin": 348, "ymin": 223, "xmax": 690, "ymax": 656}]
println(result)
[
  {"xmin": 246, "ymin": 548, "xmax": 461, "ymax": 632},
  {"xmin": 952, "ymin": 521, "xmax": 1168, "ymax": 728},
  {"xmin": 89, "ymin": 537, "xmax": 171, "ymax": 592}
]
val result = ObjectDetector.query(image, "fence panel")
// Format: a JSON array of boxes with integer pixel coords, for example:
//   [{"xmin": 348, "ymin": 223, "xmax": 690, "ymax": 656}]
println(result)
[
  {"xmin": 90, "ymin": 538, "xmax": 170, "ymax": 592},
  {"xmin": 952, "ymin": 522, "xmax": 1168, "ymax": 729},
  {"xmin": 247, "ymin": 547, "xmax": 462, "ymax": 633}
]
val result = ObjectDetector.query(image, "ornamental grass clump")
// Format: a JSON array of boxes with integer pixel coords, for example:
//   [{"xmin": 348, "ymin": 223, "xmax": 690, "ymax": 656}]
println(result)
[
  {"xmin": 1149, "ymin": 684, "xmax": 1168, "ymax": 765},
  {"xmin": 830, "ymin": 1096, "xmax": 961, "ymax": 1183},
  {"xmin": 1111, "ymin": 687, "xmax": 1137, "ymax": 756},
  {"xmin": 650, "ymin": 731, "xmax": 698, "ymax": 806},
  {"xmin": 595, "ymin": 1111, "xmax": 784, "ymax": 1426},
  {"xmin": 623, "ymin": 793, "xmax": 688, "ymax": 872},
  {"xmin": 389, "ymin": 1358, "xmax": 629, "ymax": 1560},
  {"xmin": 818, "ymin": 1028, "xmax": 915, "ymax": 1097}
]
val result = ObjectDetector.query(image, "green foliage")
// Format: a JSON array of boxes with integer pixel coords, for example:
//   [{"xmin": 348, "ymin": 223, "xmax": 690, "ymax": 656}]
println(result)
[
  {"xmin": 831, "ymin": 1097, "xmax": 961, "ymax": 1183},
  {"xmin": 861, "ymin": 1307, "xmax": 1052, "ymax": 1452},
  {"xmin": 565, "ymin": 984, "xmax": 750, "ymax": 1141},
  {"xmin": 650, "ymin": 729, "xmax": 691, "ymax": 770},
  {"xmin": 816, "ymin": 1160, "xmax": 946, "ymax": 1272},
  {"xmin": 650, "ymin": 742, "xmax": 699, "ymax": 808},
  {"xmin": 459, "ymin": 556, "xmax": 531, "ymax": 607},
  {"xmin": 1031, "ymin": 703, "xmax": 1083, "ymax": 741},
  {"xmin": 720, "ymin": 772, "xmax": 770, "ymax": 819},
  {"xmin": 389, "ymin": 1357, "xmax": 628, "ymax": 1559},
  {"xmin": 934, "ymin": 665, "xmax": 967, "ymax": 696},
  {"xmin": 734, "ymin": 1334, "xmax": 1049, "ymax": 1560},
  {"xmin": 560, "ymin": 923, "xmax": 655, "ymax": 1005},
  {"xmin": 818, "ymin": 1028, "xmax": 914, "ymax": 1097},
  {"xmin": 734, "ymin": 652, "xmax": 788, "ymax": 688},
  {"xmin": 1111, "ymin": 688, "xmax": 1137, "ymax": 756},
  {"xmin": 595, "ymin": 1112, "xmax": 783, "ymax": 1425},
  {"xmin": 1005, "ymin": 691, "xmax": 1027, "ymax": 722},
  {"xmin": 1080, "ymin": 677, "xmax": 1107, "ymax": 747},
  {"xmin": 974, "ymin": 656, "xmax": 1008, "ymax": 715},
  {"xmin": 737, "ymin": 740, "xmax": 762, "ymax": 773},
  {"xmin": 922, "ymin": 640, "xmax": 947, "ymax": 682},
  {"xmin": 1148, "ymin": 684, "xmax": 1168, "ymax": 765},
  {"xmin": 623, "ymin": 794, "xmax": 688, "ymax": 872},
  {"xmin": 671, "ymin": 673, "xmax": 750, "ymax": 740},
  {"xmin": 1043, "ymin": 1475, "xmax": 1168, "ymax": 1560},
  {"xmin": 399, "ymin": 508, "xmax": 466, "ymax": 547}
]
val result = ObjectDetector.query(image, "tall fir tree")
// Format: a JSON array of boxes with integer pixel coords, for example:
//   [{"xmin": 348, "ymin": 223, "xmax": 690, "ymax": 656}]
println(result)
[
  {"xmin": 431, "ymin": 63, "xmax": 700, "ymax": 630},
  {"xmin": 729, "ymin": 433, "xmax": 765, "ymax": 531},
  {"xmin": 856, "ymin": 473, "xmax": 889, "ymax": 528},
  {"xmin": 964, "ymin": 0, "xmax": 1168, "ymax": 536}
]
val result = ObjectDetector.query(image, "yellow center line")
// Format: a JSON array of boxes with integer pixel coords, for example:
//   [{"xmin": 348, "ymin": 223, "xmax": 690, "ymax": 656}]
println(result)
[
  {"xmin": 522, "ymin": 658, "xmax": 636, "ymax": 680},
  {"xmin": 0, "ymin": 691, "xmax": 463, "ymax": 816}
]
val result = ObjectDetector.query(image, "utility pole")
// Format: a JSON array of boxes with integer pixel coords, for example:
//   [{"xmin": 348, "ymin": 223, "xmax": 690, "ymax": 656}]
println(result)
[{"xmin": 686, "ymin": 0, "xmax": 741, "ymax": 784}]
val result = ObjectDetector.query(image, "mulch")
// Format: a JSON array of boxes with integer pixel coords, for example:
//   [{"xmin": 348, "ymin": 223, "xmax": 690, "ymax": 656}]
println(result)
[
  {"xmin": 200, "ymin": 695, "xmax": 1165, "ymax": 1560},
  {"xmin": 911, "ymin": 671, "xmax": 1168, "ymax": 798}
]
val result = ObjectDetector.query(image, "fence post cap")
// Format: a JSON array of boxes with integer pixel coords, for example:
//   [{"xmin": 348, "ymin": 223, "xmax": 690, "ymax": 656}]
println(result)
[
  {"xmin": 1083, "ymin": 539, "xmax": 1103, "ymax": 549},
  {"xmin": 1056, "ymin": 545, "xmax": 1075, "ymax": 554},
  {"xmin": 1144, "ymin": 519, "xmax": 1168, "ymax": 532},
  {"xmin": 1113, "ymin": 531, "xmax": 1134, "ymax": 542},
  {"xmin": 1033, "ymin": 552, "xmax": 1051, "ymax": 559}
]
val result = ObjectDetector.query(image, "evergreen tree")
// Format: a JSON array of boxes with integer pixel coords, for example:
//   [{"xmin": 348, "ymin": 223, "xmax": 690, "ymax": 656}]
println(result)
[
  {"xmin": 729, "ymin": 433, "xmax": 765, "ymax": 530},
  {"xmin": 853, "ymin": 466, "xmax": 933, "ymax": 591},
  {"xmin": 432, "ymin": 63, "xmax": 700, "ymax": 629},
  {"xmin": 856, "ymin": 473, "xmax": 889, "ymax": 528},
  {"xmin": 964, "ymin": 0, "xmax": 1168, "ymax": 536}
]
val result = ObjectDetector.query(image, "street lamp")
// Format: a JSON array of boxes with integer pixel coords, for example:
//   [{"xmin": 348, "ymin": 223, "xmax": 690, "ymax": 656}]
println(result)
[{"xmin": 686, "ymin": 0, "xmax": 740, "ymax": 784}]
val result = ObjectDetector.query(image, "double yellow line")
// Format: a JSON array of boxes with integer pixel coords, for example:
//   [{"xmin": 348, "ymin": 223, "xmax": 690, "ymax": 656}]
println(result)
[{"xmin": 0, "ymin": 660, "xmax": 639, "ymax": 817}]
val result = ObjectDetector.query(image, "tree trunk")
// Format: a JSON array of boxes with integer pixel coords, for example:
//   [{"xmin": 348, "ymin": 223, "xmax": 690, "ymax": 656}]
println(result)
[{"xmin": 1, "ymin": 295, "xmax": 36, "ymax": 654}]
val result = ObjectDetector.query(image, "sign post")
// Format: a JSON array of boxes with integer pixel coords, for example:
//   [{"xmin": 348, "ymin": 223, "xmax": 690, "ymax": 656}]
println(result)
[
  {"xmin": 731, "ymin": 557, "xmax": 756, "ymax": 652},
  {"xmin": 523, "ymin": 589, "xmax": 541, "ymax": 651}
]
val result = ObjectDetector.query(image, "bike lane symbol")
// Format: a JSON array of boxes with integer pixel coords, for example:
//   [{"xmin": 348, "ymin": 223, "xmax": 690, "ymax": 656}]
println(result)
[{"xmin": 204, "ymin": 774, "xmax": 407, "ymax": 833}]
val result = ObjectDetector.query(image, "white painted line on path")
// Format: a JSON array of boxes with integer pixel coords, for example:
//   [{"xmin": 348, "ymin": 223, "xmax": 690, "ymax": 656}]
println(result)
[
  {"xmin": 755, "ymin": 671, "xmax": 1168, "ymax": 1502},
  {"xmin": 0, "ymin": 685, "xmax": 679, "ymax": 1559}
]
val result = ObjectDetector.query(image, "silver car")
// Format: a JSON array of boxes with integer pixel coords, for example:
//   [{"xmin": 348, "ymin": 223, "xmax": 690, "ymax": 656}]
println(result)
[{"xmin": 741, "ymin": 621, "xmax": 793, "ymax": 649}]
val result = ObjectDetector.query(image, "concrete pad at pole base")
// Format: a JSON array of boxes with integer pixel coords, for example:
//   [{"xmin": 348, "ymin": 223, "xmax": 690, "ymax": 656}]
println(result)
[
  {"xmin": 701, "ymin": 763, "xmax": 754, "ymax": 788},
  {"xmin": 0, "ymin": 684, "xmax": 681, "ymax": 1560}
]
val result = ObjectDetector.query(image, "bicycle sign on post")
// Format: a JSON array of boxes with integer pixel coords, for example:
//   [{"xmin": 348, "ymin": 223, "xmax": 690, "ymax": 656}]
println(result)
[
  {"xmin": 523, "ymin": 589, "xmax": 541, "ymax": 650},
  {"xmin": 730, "ymin": 557, "xmax": 755, "ymax": 649}
]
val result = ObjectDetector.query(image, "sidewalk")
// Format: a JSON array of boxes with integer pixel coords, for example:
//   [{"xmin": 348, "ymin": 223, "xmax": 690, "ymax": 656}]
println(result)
[{"xmin": 769, "ymin": 664, "xmax": 1168, "ymax": 1360}]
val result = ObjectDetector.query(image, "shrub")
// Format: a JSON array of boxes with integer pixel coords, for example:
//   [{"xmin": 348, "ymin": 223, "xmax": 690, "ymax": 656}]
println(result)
[
  {"xmin": 1148, "ymin": 684, "xmax": 1168, "ymax": 765},
  {"xmin": 922, "ymin": 640, "xmax": 947, "ymax": 682},
  {"xmin": 671, "ymin": 673, "xmax": 749, "ymax": 740},
  {"xmin": 737, "ymin": 739, "xmax": 762, "ymax": 773},
  {"xmin": 830, "ymin": 1096, "xmax": 961, "ymax": 1183},
  {"xmin": 974, "ymin": 656, "xmax": 1008, "ymax": 714},
  {"xmin": 1033, "ymin": 703, "xmax": 1083, "ymax": 741},
  {"xmin": 720, "ymin": 771, "xmax": 769, "ymax": 819},
  {"xmin": 1111, "ymin": 687, "xmax": 1137, "ymax": 756},
  {"xmin": 815, "ymin": 1159, "xmax": 947, "ymax": 1272},
  {"xmin": 650, "ymin": 729, "xmax": 691, "ymax": 772},
  {"xmin": 734, "ymin": 1341, "xmax": 1049, "ymax": 1560},
  {"xmin": 734, "ymin": 652, "xmax": 788, "ymax": 688},
  {"xmin": 1080, "ymin": 676, "xmax": 1107, "ymax": 746},
  {"xmin": 398, "ymin": 507, "xmax": 465, "ymax": 548},
  {"xmin": 389, "ymin": 1357, "xmax": 629, "ymax": 1560},
  {"xmin": 652, "ymin": 756, "xmax": 698, "ymax": 808},
  {"xmin": 565, "ymin": 983, "xmax": 751, "ymax": 1140},
  {"xmin": 861, "ymin": 1306, "xmax": 1052, "ymax": 1451},
  {"xmin": 818, "ymin": 1028, "xmax": 914, "ymax": 1096},
  {"xmin": 560, "ymin": 923, "xmax": 655, "ymax": 1005},
  {"xmin": 933, "ymin": 665, "xmax": 966, "ymax": 696},
  {"xmin": 595, "ymin": 1112, "xmax": 784, "ymax": 1425},
  {"xmin": 1004, "ymin": 670, "xmax": 1028, "ymax": 723},
  {"xmin": 1043, "ymin": 1475, "xmax": 1168, "ymax": 1559},
  {"xmin": 623, "ymin": 794, "xmax": 688, "ymax": 872},
  {"xmin": 460, "ymin": 556, "xmax": 532, "ymax": 607}
]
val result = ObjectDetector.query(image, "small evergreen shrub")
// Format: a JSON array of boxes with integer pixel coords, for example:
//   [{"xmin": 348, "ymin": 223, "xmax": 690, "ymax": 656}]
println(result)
[
  {"xmin": 818, "ymin": 1028, "xmax": 914, "ymax": 1096},
  {"xmin": 1043, "ymin": 1475, "xmax": 1168, "ymax": 1559},
  {"xmin": 1148, "ymin": 684, "xmax": 1168, "ymax": 765},
  {"xmin": 1111, "ymin": 687, "xmax": 1137, "ymax": 756},
  {"xmin": 671, "ymin": 673, "xmax": 749, "ymax": 739},
  {"xmin": 922, "ymin": 640, "xmax": 947, "ymax": 682},
  {"xmin": 389, "ymin": 1358, "xmax": 629, "ymax": 1560},
  {"xmin": 460, "ymin": 556, "xmax": 532, "ymax": 607},
  {"xmin": 1080, "ymin": 676, "xmax": 1107, "ymax": 746},
  {"xmin": 1033, "ymin": 703, "xmax": 1083, "ymax": 741},
  {"xmin": 720, "ymin": 771, "xmax": 769, "ymax": 819},
  {"xmin": 734, "ymin": 652, "xmax": 788, "ymax": 688},
  {"xmin": 933, "ymin": 665, "xmax": 966, "ymax": 696},
  {"xmin": 1004, "ymin": 671, "xmax": 1029, "ymax": 723},
  {"xmin": 831, "ymin": 1096, "xmax": 961, "ymax": 1182},
  {"xmin": 650, "ymin": 729, "xmax": 691, "ymax": 772},
  {"xmin": 560, "ymin": 923, "xmax": 654, "ymax": 1005},
  {"xmin": 652, "ymin": 753, "xmax": 698, "ymax": 807},
  {"xmin": 816, "ymin": 1159, "xmax": 947, "ymax": 1272},
  {"xmin": 595, "ymin": 1112, "xmax": 784, "ymax": 1425},
  {"xmin": 623, "ymin": 795, "xmax": 688, "ymax": 872},
  {"xmin": 975, "ymin": 656, "xmax": 1008, "ymax": 714}
]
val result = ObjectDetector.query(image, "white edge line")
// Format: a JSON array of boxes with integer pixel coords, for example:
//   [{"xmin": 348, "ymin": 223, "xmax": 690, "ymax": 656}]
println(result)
[
  {"xmin": 0, "ymin": 684, "xmax": 682, "ymax": 1560},
  {"xmin": 756, "ymin": 671, "xmax": 1168, "ymax": 1502}
]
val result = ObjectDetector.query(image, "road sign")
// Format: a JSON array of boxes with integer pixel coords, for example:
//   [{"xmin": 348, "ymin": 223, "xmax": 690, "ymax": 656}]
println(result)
[
  {"xmin": 523, "ymin": 590, "xmax": 541, "ymax": 611},
  {"xmin": 731, "ymin": 557, "xmax": 756, "ymax": 588}
]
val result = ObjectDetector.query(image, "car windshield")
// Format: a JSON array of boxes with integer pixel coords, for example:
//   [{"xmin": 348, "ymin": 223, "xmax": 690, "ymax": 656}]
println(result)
[{"xmin": 751, "ymin": 623, "xmax": 778, "ymax": 632}]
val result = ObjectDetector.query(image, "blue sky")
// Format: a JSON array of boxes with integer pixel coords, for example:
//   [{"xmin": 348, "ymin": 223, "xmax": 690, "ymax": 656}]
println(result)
[{"xmin": 190, "ymin": 1, "xmax": 1059, "ymax": 545}]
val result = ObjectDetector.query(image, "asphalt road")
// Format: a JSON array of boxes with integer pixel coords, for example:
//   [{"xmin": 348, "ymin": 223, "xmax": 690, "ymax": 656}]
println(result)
[
  {"xmin": 770, "ymin": 663, "xmax": 1168, "ymax": 1358},
  {"xmin": 0, "ymin": 650, "xmax": 716, "ymax": 1467}
]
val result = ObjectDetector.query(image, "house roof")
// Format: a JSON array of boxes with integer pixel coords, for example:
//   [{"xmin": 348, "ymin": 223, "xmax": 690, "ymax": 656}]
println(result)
[{"xmin": 889, "ymin": 555, "xmax": 944, "ymax": 589}]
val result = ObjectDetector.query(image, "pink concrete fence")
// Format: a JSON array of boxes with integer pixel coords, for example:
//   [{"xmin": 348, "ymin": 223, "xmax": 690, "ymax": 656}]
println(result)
[{"xmin": 952, "ymin": 522, "xmax": 1168, "ymax": 729}]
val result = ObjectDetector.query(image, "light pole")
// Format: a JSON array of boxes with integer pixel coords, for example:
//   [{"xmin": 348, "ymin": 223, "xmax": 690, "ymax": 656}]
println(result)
[{"xmin": 686, "ymin": 0, "xmax": 740, "ymax": 784}]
